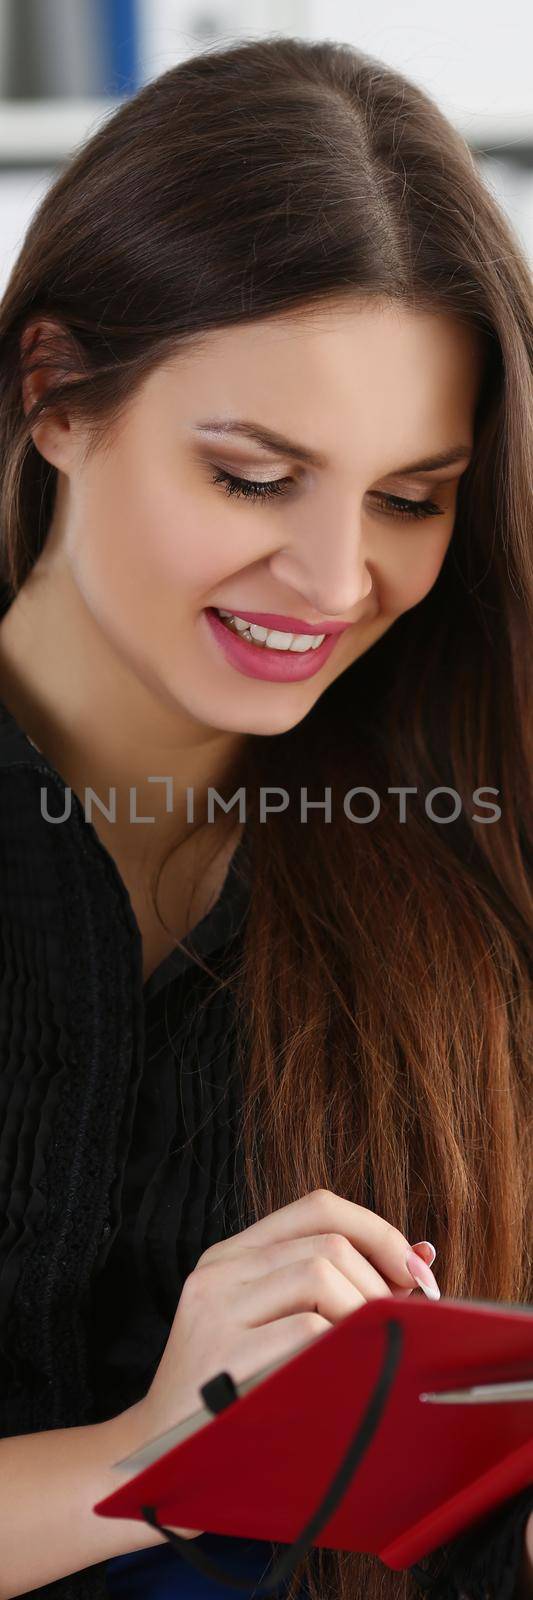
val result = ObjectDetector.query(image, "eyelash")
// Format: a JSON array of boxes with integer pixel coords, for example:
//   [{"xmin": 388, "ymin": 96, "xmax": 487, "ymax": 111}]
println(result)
[{"xmin": 210, "ymin": 468, "xmax": 443, "ymax": 521}]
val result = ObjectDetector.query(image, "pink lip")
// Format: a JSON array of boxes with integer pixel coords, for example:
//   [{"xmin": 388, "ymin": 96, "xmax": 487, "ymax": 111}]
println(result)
[
  {"xmin": 203, "ymin": 608, "xmax": 344, "ymax": 683},
  {"xmin": 214, "ymin": 609, "xmax": 350, "ymax": 636}
]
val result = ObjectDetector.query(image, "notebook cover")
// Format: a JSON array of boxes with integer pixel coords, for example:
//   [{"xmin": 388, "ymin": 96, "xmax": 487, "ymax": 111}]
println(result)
[{"xmin": 93, "ymin": 1296, "xmax": 533, "ymax": 1570}]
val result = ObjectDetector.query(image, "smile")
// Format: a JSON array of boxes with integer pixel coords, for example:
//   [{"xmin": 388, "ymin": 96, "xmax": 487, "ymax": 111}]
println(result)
[
  {"xmin": 217, "ymin": 609, "xmax": 325, "ymax": 652},
  {"xmin": 203, "ymin": 607, "xmax": 345, "ymax": 683}
]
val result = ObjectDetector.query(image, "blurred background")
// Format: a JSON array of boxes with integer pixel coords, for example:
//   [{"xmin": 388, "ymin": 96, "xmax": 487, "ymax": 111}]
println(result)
[{"xmin": 0, "ymin": 0, "xmax": 532, "ymax": 297}]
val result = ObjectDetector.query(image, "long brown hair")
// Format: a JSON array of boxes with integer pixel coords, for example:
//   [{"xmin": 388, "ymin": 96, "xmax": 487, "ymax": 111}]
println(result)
[{"xmin": 0, "ymin": 35, "xmax": 531, "ymax": 1600}]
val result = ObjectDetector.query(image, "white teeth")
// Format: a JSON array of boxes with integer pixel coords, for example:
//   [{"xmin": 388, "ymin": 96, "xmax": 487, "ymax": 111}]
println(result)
[
  {"xmin": 289, "ymin": 633, "xmax": 316, "ymax": 652},
  {"xmin": 216, "ymin": 609, "xmax": 326, "ymax": 653},
  {"xmin": 265, "ymin": 629, "xmax": 298, "ymax": 650}
]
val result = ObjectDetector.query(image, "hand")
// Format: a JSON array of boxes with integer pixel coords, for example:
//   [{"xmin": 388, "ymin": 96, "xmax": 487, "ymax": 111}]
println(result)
[{"xmin": 137, "ymin": 1188, "xmax": 440, "ymax": 1540}]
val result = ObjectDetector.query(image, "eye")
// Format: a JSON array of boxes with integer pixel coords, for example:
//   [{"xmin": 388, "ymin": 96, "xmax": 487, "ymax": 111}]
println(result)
[
  {"xmin": 210, "ymin": 467, "xmax": 292, "ymax": 502},
  {"xmin": 210, "ymin": 467, "xmax": 444, "ymax": 521},
  {"xmin": 370, "ymin": 491, "xmax": 444, "ymax": 522}
]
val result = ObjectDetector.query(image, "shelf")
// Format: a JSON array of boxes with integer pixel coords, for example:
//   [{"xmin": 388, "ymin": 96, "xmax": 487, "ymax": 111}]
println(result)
[{"xmin": 0, "ymin": 98, "xmax": 121, "ymax": 165}]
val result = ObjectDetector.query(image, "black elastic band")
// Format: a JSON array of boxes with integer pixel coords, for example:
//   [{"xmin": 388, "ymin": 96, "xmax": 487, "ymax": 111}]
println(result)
[{"xmin": 141, "ymin": 1315, "xmax": 403, "ymax": 1593}]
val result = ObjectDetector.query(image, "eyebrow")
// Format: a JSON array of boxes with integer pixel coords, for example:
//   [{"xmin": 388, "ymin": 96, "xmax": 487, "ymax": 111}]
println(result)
[{"xmin": 192, "ymin": 417, "xmax": 473, "ymax": 475}]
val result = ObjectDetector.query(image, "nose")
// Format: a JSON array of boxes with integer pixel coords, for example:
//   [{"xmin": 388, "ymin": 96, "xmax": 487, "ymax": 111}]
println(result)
[{"xmin": 269, "ymin": 502, "xmax": 374, "ymax": 622}]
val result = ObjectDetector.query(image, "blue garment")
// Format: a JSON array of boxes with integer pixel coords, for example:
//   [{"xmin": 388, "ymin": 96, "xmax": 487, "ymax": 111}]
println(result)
[{"xmin": 105, "ymin": 1530, "xmax": 309, "ymax": 1597}]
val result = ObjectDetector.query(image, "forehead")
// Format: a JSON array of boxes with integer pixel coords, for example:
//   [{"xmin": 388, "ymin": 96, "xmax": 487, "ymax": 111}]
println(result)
[{"xmin": 147, "ymin": 297, "xmax": 485, "ymax": 474}]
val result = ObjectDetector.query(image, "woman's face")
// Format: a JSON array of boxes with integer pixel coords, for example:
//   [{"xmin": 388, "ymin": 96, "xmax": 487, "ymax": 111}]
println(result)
[{"xmin": 32, "ymin": 298, "xmax": 483, "ymax": 741}]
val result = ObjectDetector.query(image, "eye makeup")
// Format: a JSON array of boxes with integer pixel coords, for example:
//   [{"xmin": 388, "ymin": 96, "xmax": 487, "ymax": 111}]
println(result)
[{"xmin": 209, "ymin": 466, "xmax": 444, "ymax": 521}]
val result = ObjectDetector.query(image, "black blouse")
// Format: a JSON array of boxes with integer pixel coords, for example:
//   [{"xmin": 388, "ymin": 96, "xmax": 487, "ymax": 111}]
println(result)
[{"xmin": 87, "ymin": 833, "xmax": 252, "ymax": 1427}]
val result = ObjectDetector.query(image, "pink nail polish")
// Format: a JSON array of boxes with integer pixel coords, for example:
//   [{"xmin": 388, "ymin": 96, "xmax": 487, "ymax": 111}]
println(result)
[
  {"xmin": 411, "ymin": 1240, "xmax": 437, "ymax": 1266},
  {"xmin": 405, "ymin": 1248, "xmax": 440, "ymax": 1300}
]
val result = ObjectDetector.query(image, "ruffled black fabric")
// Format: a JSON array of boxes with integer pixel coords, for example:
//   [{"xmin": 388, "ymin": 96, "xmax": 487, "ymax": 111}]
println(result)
[
  {"xmin": 0, "ymin": 681, "xmax": 531, "ymax": 1600},
  {"xmin": 87, "ymin": 881, "xmax": 251, "ymax": 1426}
]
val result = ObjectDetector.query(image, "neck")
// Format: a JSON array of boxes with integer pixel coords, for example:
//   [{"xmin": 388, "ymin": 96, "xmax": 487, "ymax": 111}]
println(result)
[{"xmin": 0, "ymin": 558, "xmax": 245, "ymax": 889}]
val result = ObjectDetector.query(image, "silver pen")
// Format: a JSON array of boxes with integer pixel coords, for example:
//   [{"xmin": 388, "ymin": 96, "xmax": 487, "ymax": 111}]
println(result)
[{"xmin": 419, "ymin": 1379, "xmax": 533, "ymax": 1404}]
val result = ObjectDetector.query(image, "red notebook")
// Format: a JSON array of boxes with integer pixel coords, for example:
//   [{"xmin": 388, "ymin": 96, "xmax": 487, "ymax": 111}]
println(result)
[{"xmin": 94, "ymin": 1296, "xmax": 533, "ymax": 1594}]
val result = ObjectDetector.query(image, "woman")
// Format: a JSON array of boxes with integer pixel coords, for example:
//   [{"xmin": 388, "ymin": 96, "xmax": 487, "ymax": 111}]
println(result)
[{"xmin": 0, "ymin": 31, "xmax": 531, "ymax": 1600}]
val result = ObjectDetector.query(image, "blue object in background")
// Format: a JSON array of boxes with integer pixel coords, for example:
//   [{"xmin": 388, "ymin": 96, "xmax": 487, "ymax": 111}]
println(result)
[
  {"xmin": 0, "ymin": 0, "xmax": 141, "ymax": 100},
  {"xmin": 104, "ymin": 0, "xmax": 140, "ymax": 97},
  {"xmin": 105, "ymin": 1531, "xmax": 312, "ymax": 1597}
]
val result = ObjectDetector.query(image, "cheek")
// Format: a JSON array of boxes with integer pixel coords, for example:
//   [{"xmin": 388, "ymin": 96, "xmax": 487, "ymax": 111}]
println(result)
[
  {"xmin": 381, "ymin": 524, "xmax": 454, "ymax": 613},
  {"xmin": 72, "ymin": 453, "xmax": 240, "ymax": 607}
]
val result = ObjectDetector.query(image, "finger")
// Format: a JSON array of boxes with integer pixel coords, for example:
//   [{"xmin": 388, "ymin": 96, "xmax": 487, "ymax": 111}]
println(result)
[
  {"xmin": 206, "ymin": 1190, "xmax": 424, "ymax": 1296},
  {"xmin": 404, "ymin": 1248, "xmax": 441, "ymax": 1299},
  {"xmin": 391, "ymin": 1240, "xmax": 438, "ymax": 1297},
  {"xmin": 234, "ymin": 1256, "xmax": 367, "ymax": 1328},
  {"xmin": 410, "ymin": 1240, "xmax": 437, "ymax": 1266},
  {"xmin": 205, "ymin": 1233, "xmax": 395, "ymax": 1302}
]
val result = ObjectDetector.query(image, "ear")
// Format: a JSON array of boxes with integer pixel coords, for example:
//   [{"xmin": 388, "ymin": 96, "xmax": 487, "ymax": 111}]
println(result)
[{"xmin": 20, "ymin": 317, "xmax": 79, "ymax": 470}]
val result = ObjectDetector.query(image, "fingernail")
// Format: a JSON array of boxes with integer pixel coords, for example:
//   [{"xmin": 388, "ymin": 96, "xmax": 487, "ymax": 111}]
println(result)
[
  {"xmin": 405, "ymin": 1248, "xmax": 441, "ymax": 1300},
  {"xmin": 410, "ymin": 1240, "xmax": 437, "ymax": 1266}
]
